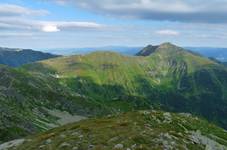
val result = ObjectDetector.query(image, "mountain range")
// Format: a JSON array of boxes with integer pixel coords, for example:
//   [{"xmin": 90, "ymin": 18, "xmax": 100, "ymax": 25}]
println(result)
[
  {"xmin": 1, "ymin": 43, "xmax": 227, "ymax": 149},
  {"xmin": 187, "ymin": 47, "xmax": 227, "ymax": 62},
  {"xmin": 43, "ymin": 46, "xmax": 142, "ymax": 56},
  {"xmin": 43, "ymin": 46, "xmax": 227, "ymax": 63}
]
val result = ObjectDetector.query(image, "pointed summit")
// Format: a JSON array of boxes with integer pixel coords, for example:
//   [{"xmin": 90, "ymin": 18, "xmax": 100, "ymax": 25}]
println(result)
[{"xmin": 136, "ymin": 42, "xmax": 181, "ymax": 56}]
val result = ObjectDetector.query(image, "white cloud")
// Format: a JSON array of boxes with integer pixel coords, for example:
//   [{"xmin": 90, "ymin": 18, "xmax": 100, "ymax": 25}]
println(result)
[
  {"xmin": 0, "ymin": 17, "xmax": 104, "ymax": 33},
  {"xmin": 41, "ymin": 24, "xmax": 60, "ymax": 32},
  {"xmin": 156, "ymin": 30, "xmax": 180, "ymax": 36},
  {"xmin": 40, "ymin": 21, "xmax": 103, "ymax": 32}
]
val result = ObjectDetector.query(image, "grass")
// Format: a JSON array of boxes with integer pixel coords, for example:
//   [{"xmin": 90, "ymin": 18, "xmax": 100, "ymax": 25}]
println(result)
[
  {"xmin": 15, "ymin": 110, "xmax": 227, "ymax": 150},
  {"xmin": 22, "ymin": 43, "xmax": 227, "ymax": 129},
  {"xmin": 1, "ymin": 43, "xmax": 227, "ymax": 143}
]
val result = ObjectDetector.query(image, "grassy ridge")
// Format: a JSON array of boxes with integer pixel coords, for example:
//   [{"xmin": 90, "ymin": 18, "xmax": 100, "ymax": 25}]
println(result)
[
  {"xmin": 23, "ymin": 43, "xmax": 227, "ymax": 129},
  {"xmin": 2, "ymin": 43, "xmax": 227, "ymax": 143},
  {"xmin": 15, "ymin": 111, "xmax": 227, "ymax": 150}
]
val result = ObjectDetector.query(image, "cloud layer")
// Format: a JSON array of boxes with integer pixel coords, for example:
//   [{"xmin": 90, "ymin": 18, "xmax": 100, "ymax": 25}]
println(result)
[
  {"xmin": 1, "ymin": 1, "xmax": 227, "ymax": 48},
  {"xmin": 0, "ymin": 4, "xmax": 104, "ymax": 33},
  {"xmin": 49, "ymin": 0, "xmax": 227, "ymax": 23}
]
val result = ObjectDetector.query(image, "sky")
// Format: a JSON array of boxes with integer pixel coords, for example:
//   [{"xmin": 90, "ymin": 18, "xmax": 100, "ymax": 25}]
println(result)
[{"xmin": 1, "ymin": 0, "xmax": 227, "ymax": 49}]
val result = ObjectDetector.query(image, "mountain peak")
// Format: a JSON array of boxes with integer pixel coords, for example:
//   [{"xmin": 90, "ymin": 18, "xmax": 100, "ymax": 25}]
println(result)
[
  {"xmin": 136, "ymin": 42, "xmax": 180, "ymax": 56},
  {"xmin": 159, "ymin": 42, "xmax": 177, "ymax": 48}
]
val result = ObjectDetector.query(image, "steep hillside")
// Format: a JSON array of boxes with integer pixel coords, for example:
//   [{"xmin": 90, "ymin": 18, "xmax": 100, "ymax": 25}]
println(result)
[
  {"xmin": 0, "ymin": 47, "xmax": 58, "ymax": 67},
  {"xmin": 0, "ymin": 65, "xmax": 113, "ymax": 143},
  {"xmin": 10, "ymin": 111, "xmax": 227, "ymax": 150},
  {"xmin": 23, "ymin": 43, "xmax": 227, "ymax": 129},
  {"xmin": 136, "ymin": 44, "xmax": 158, "ymax": 56}
]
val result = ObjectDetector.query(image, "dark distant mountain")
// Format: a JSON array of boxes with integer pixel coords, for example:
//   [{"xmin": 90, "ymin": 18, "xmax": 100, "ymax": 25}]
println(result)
[
  {"xmin": 223, "ymin": 62, "xmax": 227, "ymax": 66},
  {"xmin": 186, "ymin": 47, "xmax": 227, "ymax": 62},
  {"xmin": 0, "ymin": 47, "xmax": 58, "ymax": 67},
  {"xmin": 136, "ymin": 44, "xmax": 159, "ymax": 56}
]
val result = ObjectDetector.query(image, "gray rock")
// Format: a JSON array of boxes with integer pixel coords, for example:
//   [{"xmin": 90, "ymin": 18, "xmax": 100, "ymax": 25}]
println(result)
[
  {"xmin": 163, "ymin": 112, "xmax": 172, "ymax": 123},
  {"xmin": 71, "ymin": 132, "xmax": 79, "ymax": 136},
  {"xmin": 45, "ymin": 139, "xmax": 52, "ymax": 144},
  {"xmin": 59, "ymin": 142, "xmax": 71, "ymax": 148},
  {"xmin": 78, "ymin": 134, "xmax": 84, "ymax": 138},
  {"xmin": 72, "ymin": 146, "xmax": 78, "ymax": 150},
  {"xmin": 108, "ymin": 136, "xmax": 119, "ymax": 143},
  {"xmin": 190, "ymin": 130, "xmax": 226, "ymax": 150},
  {"xmin": 114, "ymin": 143, "xmax": 124, "ymax": 149},
  {"xmin": 60, "ymin": 134, "xmax": 66, "ymax": 138},
  {"xmin": 131, "ymin": 144, "xmax": 137, "ymax": 149},
  {"xmin": 39, "ymin": 145, "xmax": 45, "ymax": 149},
  {"xmin": 88, "ymin": 144, "xmax": 94, "ymax": 150}
]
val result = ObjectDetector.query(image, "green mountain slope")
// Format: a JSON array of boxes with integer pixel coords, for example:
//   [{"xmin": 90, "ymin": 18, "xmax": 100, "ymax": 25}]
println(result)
[
  {"xmin": 11, "ymin": 111, "xmax": 227, "ymax": 150},
  {"xmin": 0, "ymin": 47, "xmax": 58, "ymax": 67},
  {"xmin": 23, "ymin": 43, "xmax": 227, "ymax": 129},
  {"xmin": 0, "ymin": 65, "xmax": 112, "ymax": 143}
]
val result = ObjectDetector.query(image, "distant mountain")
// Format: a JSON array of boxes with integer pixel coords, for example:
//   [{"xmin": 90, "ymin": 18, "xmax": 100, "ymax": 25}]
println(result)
[
  {"xmin": 24, "ymin": 42, "xmax": 227, "ymax": 130},
  {"xmin": 12, "ymin": 111, "xmax": 227, "ymax": 150},
  {"xmin": 43, "ymin": 46, "xmax": 142, "ymax": 56},
  {"xmin": 0, "ymin": 47, "xmax": 58, "ymax": 67},
  {"xmin": 44, "ymin": 46, "xmax": 227, "ymax": 63},
  {"xmin": 186, "ymin": 47, "xmax": 227, "ymax": 62}
]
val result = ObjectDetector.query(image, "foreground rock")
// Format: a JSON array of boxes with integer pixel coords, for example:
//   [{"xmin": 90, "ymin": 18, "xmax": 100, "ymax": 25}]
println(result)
[{"xmin": 10, "ymin": 111, "xmax": 227, "ymax": 150}]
